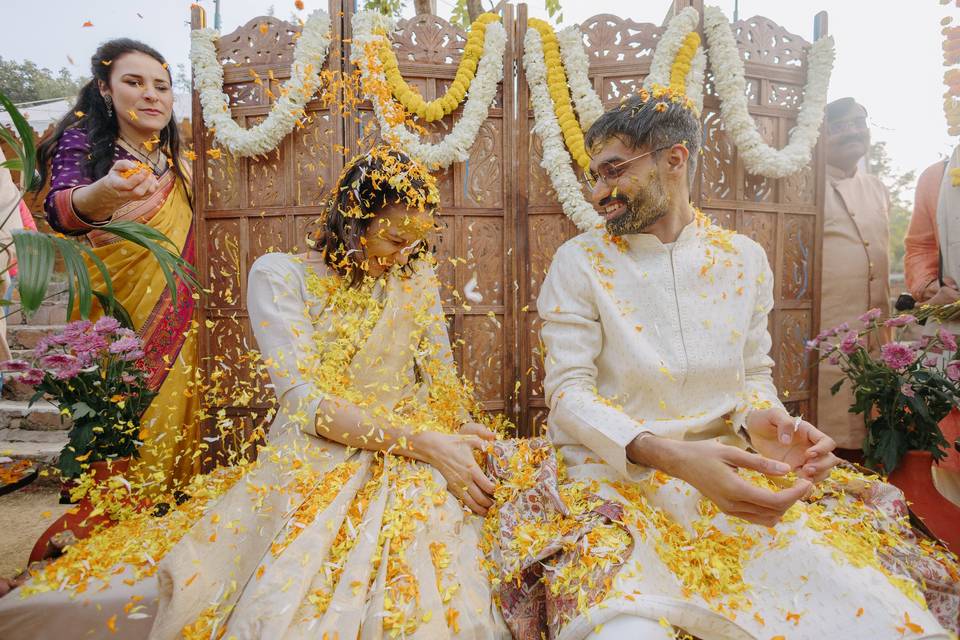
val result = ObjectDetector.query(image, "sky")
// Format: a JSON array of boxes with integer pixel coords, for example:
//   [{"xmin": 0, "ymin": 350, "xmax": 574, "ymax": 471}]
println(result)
[{"xmin": 0, "ymin": 0, "xmax": 953, "ymax": 187}]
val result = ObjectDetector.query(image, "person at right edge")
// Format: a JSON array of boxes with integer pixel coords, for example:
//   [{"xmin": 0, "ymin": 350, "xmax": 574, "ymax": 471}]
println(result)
[{"xmin": 904, "ymin": 151, "xmax": 960, "ymax": 508}]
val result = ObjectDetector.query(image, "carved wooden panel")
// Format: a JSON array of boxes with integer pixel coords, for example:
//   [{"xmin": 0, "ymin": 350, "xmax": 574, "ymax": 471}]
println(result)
[
  {"xmin": 782, "ymin": 214, "xmax": 815, "ymax": 301},
  {"xmin": 734, "ymin": 16, "xmax": 809, "ymax": 67},
  {"xmin": 578, "ymin": 15, "xmax": 661, "ymax": 64},
  {"xmin": 741, "ymin": 211, "xmax": 777, "ymax": 263},
  {"xmin": 192, "ymin": 4, "xmax": 345, "ymax": 456},
  {"xmin": 215, "ymin": 16, "xmax": 301, "ymax": 67},
  {"xmin": 701, "ymin": 109, "xmax": 736, "ymax": 201},
  {"xmin": 194, "ymin": 2, "xmax": 824, "ymax": 445},
  {"xmin": 775, "ymin": 309, "xmax": 813, "ymax": 395},
  {"xmin": 342, "ymin": 8, "xmax": 517, "ymax": 419}
]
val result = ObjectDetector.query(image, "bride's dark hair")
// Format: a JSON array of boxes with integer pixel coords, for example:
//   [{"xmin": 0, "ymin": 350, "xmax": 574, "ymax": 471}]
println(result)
[
  {"xmin": 309, "ymin": 146, "xmax": 439, "ymax": 287},
  {"xmin": 35, "ymin": 38, "xmax": 188, "ymax": 191}
]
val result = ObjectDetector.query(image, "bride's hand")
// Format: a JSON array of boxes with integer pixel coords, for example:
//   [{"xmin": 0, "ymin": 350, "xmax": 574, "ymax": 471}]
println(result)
[{"xmin": 418, "ymin": 430, "xmax": 496, "ymax": 515}]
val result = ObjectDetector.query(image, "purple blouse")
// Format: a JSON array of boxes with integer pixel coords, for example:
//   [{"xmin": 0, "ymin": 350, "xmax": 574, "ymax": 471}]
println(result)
[{"xmin": 44, "ymin": 127, "xmax": 166, "ymax": 236}]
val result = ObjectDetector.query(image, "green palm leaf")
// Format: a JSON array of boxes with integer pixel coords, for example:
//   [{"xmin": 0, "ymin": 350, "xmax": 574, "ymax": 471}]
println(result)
[
  {"xmin": 11, "ymin": 223, "xmax": 197, "ymax": 317},
  {"xmin": 0, "ymin": 91, "xmax": 37, "ymax": 193},
  {"xmin": 9, "ymin": 230, "xmax": 55, "ymax": 312},
  {"xmin": 102, "ymin": 220, "xmax": 200, "ymax": 305}
]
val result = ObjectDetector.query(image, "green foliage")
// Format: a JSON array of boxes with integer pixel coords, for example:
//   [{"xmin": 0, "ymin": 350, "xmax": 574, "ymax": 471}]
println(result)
[
  {"xmin": 0, "ymin": 57, "xmax": 86, "ymax": 104},
  {"xmin": 811, "ymin": 316, "xmax": 955, "ymax": 472},
  {"xmin": 17, "ymin": 320, "xmax": 159, "ymax": 477},
  {"xmin": 544, "ymin": 0, "xmax": 562, "ymax": 22},
  {"xmin": 867, "ymin": 141, "xmax": 916, "ymax": 276},
  {"xmin": 365, "ymin": 0, "xmax": 405, "ymax": 17},
  {"xmin": 450, "ymin": 0, "xmax": 471, "ymax": 29}
]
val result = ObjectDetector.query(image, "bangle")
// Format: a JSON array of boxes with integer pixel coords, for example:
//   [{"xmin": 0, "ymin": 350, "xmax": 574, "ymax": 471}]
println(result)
[{"xmin": 70, "ymin": 187, "xmax": 115, "ymax": 228}]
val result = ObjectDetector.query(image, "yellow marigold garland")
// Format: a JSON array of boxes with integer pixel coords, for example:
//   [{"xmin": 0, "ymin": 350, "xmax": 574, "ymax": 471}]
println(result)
[
  {"xmin": 380, "ymin": 12, "xmax": 501, "ymax": 122},
  {"xmin": 669, "ymin": 31, "xmax": 701, "ymax": 94},
  {"xmin": 529, "ymin": 18, "xmax": 591, "ymax": 170}
]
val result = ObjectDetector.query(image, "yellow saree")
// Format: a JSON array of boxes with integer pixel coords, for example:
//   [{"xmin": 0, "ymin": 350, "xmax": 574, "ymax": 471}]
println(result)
[{"xmin": 76, "ymin": 171, "xmax": 201, "ymax": 491}]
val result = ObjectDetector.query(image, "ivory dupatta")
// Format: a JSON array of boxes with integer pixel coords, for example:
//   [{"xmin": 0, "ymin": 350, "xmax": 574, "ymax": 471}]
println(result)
[{"xmin": 150, "ymin": 254, "xmax": 506, "ymax": 640}]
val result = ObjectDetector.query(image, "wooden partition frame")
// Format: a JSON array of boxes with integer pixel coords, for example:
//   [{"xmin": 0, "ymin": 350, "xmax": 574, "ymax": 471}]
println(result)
[{"xmin": 190, "ymin": 0, "xmax": 826, "ymax": 448}]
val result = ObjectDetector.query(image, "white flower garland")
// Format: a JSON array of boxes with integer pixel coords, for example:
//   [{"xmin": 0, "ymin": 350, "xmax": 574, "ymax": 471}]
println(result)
[
  {"xmin": 703, "ymin": 5, "xmax": 835, "ymax": 178},
  {"xmin": 351, "ymin": 11, "xmax": 507, "ymax": 169},
  {"xmin": 642, "ymin": 7, "xmax": 706, "ymax": 113},
  {"xmin": 556, "ymin": 26, "xmax": 604, "ymax": 132},
  {"xmin": 191, "ymin": 10, "xmax": 332, "ymax": 157},
  {"xmin": 532, "ymin": 10, "xmax": 707, "ymax": 229},
  {"xmin": 524, "ymin": 26, "xmax": 602, "ymax": 231},
  {"xmin": 686, "ymin": 46, "xmax": 707, "ymax": 114}
]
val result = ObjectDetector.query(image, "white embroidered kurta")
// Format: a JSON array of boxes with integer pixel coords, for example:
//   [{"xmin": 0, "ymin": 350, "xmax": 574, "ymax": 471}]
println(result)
[
  {"xmin": 540, "ymin": 219, "xmax": 779, "ymax": 482},
  {"xmin": 537, "ymin": 218, "xmax": 950, "ymax": 640}
]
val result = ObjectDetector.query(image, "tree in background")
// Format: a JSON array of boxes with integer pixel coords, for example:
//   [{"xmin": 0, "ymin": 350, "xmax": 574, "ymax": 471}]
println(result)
[
  {"xmin": 867, "ymin": 140, "xmax": 917, "ymax": 277},
  {"xmin": 0, "ymin": 58, "xmax": 86, "ymax": 104}
]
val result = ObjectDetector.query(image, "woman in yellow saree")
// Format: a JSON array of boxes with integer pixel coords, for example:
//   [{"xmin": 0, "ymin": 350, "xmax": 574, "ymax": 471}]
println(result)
[{"xmin": 36, "ymin": 39, "xmax": 200, "ymax": 493}]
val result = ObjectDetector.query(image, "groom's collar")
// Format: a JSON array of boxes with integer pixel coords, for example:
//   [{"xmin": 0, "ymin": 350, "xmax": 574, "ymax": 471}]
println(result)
[{"xmin": 619, "ymin": 217, "xmax": 698, "ymax": 253}]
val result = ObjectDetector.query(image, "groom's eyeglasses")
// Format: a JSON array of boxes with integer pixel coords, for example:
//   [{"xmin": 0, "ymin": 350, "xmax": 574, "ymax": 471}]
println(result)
[{"xmin": 582, "ymin": 146, "xmax": 671, "ymax": 190}]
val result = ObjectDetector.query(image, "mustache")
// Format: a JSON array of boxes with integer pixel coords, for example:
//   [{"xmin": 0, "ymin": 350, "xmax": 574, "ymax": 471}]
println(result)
[
  {"xmin": 837, "ymin": 133, "xmax": 867, "ymax": 146},
  {"xmin": 598, "ymin": 194, "xmax": 629, "ymax": 207}
]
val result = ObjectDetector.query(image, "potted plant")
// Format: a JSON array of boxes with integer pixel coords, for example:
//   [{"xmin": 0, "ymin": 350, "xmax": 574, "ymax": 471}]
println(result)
[
  {"xmin": 0, "ymin": 317, "xmax": 156, "ymax": 559},
  {"xmin": 807, "ymin": 308, "xmax": 960, "ymax": 548}
]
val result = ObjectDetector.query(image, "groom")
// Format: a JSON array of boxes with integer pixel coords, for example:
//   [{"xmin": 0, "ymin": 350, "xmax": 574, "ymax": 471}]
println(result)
[{"xmin": 538, "ymin": 92, "xmax": 840, "ymax": 529}]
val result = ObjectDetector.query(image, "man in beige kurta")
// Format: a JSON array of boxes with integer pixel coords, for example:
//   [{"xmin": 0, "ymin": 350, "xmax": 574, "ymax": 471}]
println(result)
[{"xmin": 818, "ymin": 98, "xmax": 891, "ymax": 457}]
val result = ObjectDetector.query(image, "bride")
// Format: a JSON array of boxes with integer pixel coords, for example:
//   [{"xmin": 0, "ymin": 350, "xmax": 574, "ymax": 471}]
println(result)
[{"xmin": 0, "ymin": 147, "xmax": 510, "ymax": 639}]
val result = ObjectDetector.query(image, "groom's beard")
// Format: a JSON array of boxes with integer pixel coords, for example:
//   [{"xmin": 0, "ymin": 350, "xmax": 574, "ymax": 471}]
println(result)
[{"xmin": 605, "ymin": 173, "xmax": 671, "ymax": 237}]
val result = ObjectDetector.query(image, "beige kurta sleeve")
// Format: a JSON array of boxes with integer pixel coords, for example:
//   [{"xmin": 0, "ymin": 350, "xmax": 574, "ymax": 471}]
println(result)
[
  {"xmin": 539, "ymin": 242, "xmax": 651, "ymax": 480},
  {"xmin": 248, "ymin": 253, "xmax": 328, "ymax": 437},
  {"xmin": 730, "ymin": 248, "xmax": 784, "ymax": 433}
]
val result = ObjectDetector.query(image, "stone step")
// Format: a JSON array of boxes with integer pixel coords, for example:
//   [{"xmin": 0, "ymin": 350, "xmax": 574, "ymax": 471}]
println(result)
[
  {"xmin": 5, "ymin": 301, "xmax": 68, "ymax": 327},
  {"xmin": 0, "ymin": 438, "xmax": 67, "ymax": 485},
  {"xmin": 0, "ymin": 400, "xmax": 69, "ymax": 431},
  {"xmin": 6, "ymin": 325, "xmax": 65, "ymax": 351},
  {"xmin": 1, "ymin": 375, "xmax": 40, "ymax": 402},
  {"xmin": 5, "ymin": 278, "xmax": 70, "ymax": 326}
]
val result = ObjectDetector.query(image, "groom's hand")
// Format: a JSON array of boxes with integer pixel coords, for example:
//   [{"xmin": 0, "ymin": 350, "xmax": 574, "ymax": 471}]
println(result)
[
  {"xmin": 627, "ymin": 436, "xmax": 811, "ymax": 527},
  {"xmin": 745, "ymin": 407, "xmax": 839, "ymax": 482}
]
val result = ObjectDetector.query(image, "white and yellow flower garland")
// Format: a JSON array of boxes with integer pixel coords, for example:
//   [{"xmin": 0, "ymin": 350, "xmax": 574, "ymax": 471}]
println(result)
[
  {"xmin": 943, "ymin": 3, "xmax": 960, "ymax": 138},
  {"xmin": 352, "ymin": 11, "xmax": 507, "ymax": 169},
  {"xmin": 702, "ymin": 4, "xmax": 835, "ymax": 179},
  {"xmin": 526, "ymin": 5, "xmax": 835, "ymax": 228},
  {"xmin": 380, "ymin": 12, "xmax": 501, "ymax": 122},
  {"xmin": 555, "ymin": 26, "xmax": 604, "ymax": 132},
  {"xmin": 523, "ymin": 23, "xmax": 603, "ymax": 231},
  {"xmin": 644, "ymin": 7, "xmax": 706, "ymax": 115},
  {"xmin": 524, "ymin": 9, "xmax": 706, "ymax": 230},
  {"xmin": 191, "ymin": 10, "xmax": 332, "ymax": 157}
]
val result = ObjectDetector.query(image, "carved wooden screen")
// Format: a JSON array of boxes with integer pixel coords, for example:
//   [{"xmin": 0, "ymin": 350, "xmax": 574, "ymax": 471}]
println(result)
[
  {"xmin": 190, "ymin": 5, "xmax": 347, "ymax": 451},
  {"xmin": 698, "ymin": 14, "xmax": 824, "ymax": 422},
  {"xmin": 514, "ymin": 4, "xmax": 825, "ymax": 436},
  {"xmin": 341, "ymin": 6, "xmax": 520, "ymax": 422},
  {"xmin": 192, "ymin": 1, "xmax": 824, "ymax": 445}
]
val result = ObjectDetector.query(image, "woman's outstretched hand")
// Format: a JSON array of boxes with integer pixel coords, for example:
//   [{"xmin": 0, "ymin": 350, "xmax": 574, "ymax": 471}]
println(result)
[
  {"xmin": 418, "ymin": 425, "xmax": 496, "ymax": 515},
  {"xmin": 73, "ymin": 159, "xmax": 160, "ymax": 222}
]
